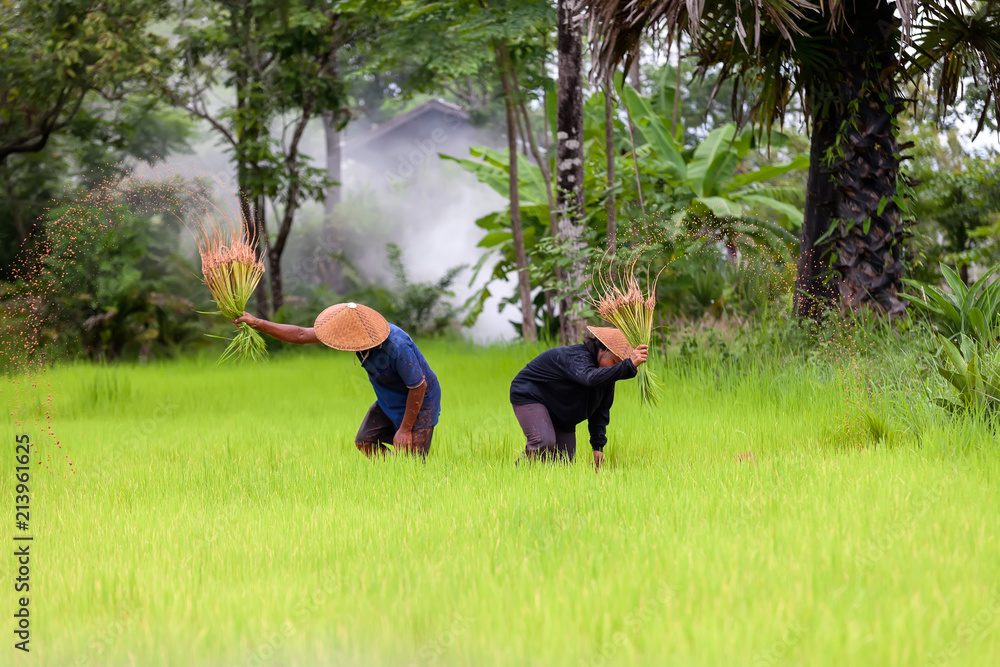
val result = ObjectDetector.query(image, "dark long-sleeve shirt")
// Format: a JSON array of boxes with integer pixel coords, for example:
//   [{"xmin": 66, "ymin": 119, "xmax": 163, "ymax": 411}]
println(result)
[{"xmin": 509, "ymin": 340, "xmax": 637, "ymax": 451}]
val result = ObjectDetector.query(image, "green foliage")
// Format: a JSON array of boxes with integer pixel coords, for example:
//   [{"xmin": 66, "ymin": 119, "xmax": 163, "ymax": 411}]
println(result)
[
  {"xmin": 446, "ymin": 85, "xmax": 808, "ymax": 329},
  {"xmin": 906, "ymin": 118, "xmax": 1000, "ymax": 281},
  {"xmin": 933, "ymin": 333, "xmax": 1000, "ymax": 413},
  {"xmin": 169, "ymin": 0, "xmax": 361, "ymax": 312},
  {"xmin": 904, "ymin": 263, "xmax": 1000, "ymax": 415},
  {"xmin": 0, "ymin": 0, "xmax": 182, "ymax": 275},
  {"xmin": 0, "ymin": 0, "xmax": 168, "ymax": 160},
  {"xmin": 620, "ymin": 83, "xmax": 805, "ymax": 259},
  {"xmin": 1, "ymin": 99, "xmax": 195, "ymax": 276},
  {"xmin": 902, "ymin": 263, "xmax": 1000, "ymax": 345},
  {"xmin": 2, "ymin": 181, "xmax": 208, "ymax": 362},
  {"xmin": 172, "ymin": 1, "xmax": 346, "ymax": 201},
  {"xmin": 374, "ymin": 0, "xmax": 553, "ymax": 125},
  {"xmin": 441, "ymin": 147, "xmax": 554, "ymax": 326}
]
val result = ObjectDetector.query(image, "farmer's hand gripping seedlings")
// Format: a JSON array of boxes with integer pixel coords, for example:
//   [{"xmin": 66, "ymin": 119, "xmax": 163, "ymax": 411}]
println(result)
[
  {"xmin": 195, "ymin": 218, "xmax": 268, "ymax": 363},
  {"xmin": 592, "ymin": 260, "xmax": 663, "ymax": 407}
]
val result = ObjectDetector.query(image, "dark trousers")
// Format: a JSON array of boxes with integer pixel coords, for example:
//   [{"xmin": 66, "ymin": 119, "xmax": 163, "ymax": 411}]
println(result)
[
  {"xmin": 355, "ymin": 403, "xmax": 434, "ymax": 457},
  {"xmin": 512, "ymin": 402, "xmax": 576, "ymax": 461}
]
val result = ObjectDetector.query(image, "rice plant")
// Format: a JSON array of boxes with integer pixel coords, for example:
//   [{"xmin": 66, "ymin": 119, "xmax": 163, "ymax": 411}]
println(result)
[
  {"xmin": 17, "ymin": 343, "xmax": 1000, "ymax": 667},
  {"xmin": 592, "ymin": 259, "xmax": 663, "ymax": 406},
  {"xmin": 194, "ymin": 217, "xmax": 268, "ymax": 363}
]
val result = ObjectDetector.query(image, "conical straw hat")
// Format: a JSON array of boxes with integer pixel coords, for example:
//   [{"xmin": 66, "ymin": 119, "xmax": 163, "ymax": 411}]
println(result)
[
  {"xmin": 586, "ymin": 326, "xmax": 630, "ymax": 361},
  {"xmin": 314, "ymin": 302, "xmax": 390, "ymax": 351}
]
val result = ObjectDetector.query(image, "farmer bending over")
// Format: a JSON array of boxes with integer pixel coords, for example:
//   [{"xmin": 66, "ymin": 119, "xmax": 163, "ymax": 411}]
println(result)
[
  {"xmin": 509, "ymin": 326, "xmax": 647, "ymax": 470},
  {"xmin": 234, "ymin": 302, "xmax": 441, "ymax": 458}
]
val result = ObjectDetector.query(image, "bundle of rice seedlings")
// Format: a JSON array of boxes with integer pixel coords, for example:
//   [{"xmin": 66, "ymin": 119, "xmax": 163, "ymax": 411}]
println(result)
[
  {"xmin": 194, "ymin": 218, "xmax": 268, "ymax": 363},
  {"xmin": 592, "ymin": 260, "xmax": 662, "ymax": 407}
]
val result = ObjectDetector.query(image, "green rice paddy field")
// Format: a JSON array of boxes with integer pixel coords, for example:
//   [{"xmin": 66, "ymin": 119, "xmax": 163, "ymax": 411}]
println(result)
[{"xmin": 3, "ymin": 341, "xmax": 1000, "ymax": 666}]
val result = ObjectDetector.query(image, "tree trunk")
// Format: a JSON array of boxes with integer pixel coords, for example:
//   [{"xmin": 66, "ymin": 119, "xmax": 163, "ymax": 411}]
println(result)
[
  {"xmin": 671, "ymin": 38, "xmax": 682, "ymax": 139},
  {"xmin": 628, "ymin": 51, "xmax": 641, "ymax": 93},
  {"xmin": 322, "ymin": 25, "xmax": 343, "ymax": 218},
  {"xmin": 320, "ymin": 111, "xmax": 345, "ymax": 292},
  {"xmin": 322, "ymin": 112, "xmax": 342, "ymax": 216},
  {"xmin": 1, "ymin": 158, "xmax": 28, "ymax": 243},
  {"xmin": 253, "ymin": 191, "xmax": 270, "ymax": 317},
  {"xmin": 543, "ymin": 72, "xmax": 566, "ymax": 341},
  {"xmin": 794, "ymin": 2, "xmax": 906, "ymax": 318},
  {"xmin": 604, "ymin": 72, "xmax": 617, "ymax": 252},
  {"xmin": 234, "ymin": 56, "xmax": 271, "ymax": 320},
  {"xmin": 556, "ymin": 0, "xmax": 586, "ymax": 343},
  {"xmin": 513, "ymin": 92, "xmax": 561, "ymax": 338},
  {"xmin": 269, "ymin": 248, "xmax": 284, "ymax": 315},
  {"xmin": 496, "ymin": 40, "xmax": 537, "ymax": 342},
  {"xmin": 511, "ymin": 70, "xmax": 557, "ymax": 233}
]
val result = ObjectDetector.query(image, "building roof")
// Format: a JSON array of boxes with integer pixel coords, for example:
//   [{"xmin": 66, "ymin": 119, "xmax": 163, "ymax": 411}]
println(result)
[{"xmin": 343, "ymin": 99, "xmax": 470, "ymax": 152}]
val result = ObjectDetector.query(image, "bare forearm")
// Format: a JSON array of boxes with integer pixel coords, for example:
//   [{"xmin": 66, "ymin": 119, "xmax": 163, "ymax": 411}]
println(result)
[
  {"xmin": 249, "ymin": 319, "xmax": 319, "ymax": 344},
  {"xmin": 399, "ymin": 380, "xmax": 427, "ymax": 432}
]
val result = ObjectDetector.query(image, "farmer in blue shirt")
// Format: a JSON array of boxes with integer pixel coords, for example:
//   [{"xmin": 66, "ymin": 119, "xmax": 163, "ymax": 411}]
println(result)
[{"xmin": 234, "ymin": 302, "xmax": 441, "ymax": 457}]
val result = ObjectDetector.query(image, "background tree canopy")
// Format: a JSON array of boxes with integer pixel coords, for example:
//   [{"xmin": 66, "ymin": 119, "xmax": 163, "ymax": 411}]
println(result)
[{"xmin": 1, "ymin": 0, "xmax": 1000, "ymax": 362}]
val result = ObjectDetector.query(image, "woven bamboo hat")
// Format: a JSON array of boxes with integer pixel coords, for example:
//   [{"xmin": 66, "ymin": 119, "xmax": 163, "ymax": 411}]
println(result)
[
  {"xmin": 314, "ymin": 302, "xmax": 390, "ymax": 351},
  {"xmin": 586, "ymin": 326, "xmax": 630, "ymax": 361}
]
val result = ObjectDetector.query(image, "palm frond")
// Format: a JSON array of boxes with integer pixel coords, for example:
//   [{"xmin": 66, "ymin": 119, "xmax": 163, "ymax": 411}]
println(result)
[
  {"xmin": 584, "ymin": 0, "xmax": 697, "ymax": 83},
  {"xmin": 584, "ymin": 0, "xmax": 817, "ymax": 83},
  {"xmin": 907, "ymin": 1, "xmax": 1000, "ymax": 137}
]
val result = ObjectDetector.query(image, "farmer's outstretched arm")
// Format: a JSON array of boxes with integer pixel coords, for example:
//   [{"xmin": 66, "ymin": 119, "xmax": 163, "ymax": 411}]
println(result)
[
  {"xmin": 566, "ymin": 345, "xmax": 645, "ymax": 387},
  {"xmin": 233, "ymin": 312, "xmax": 320, "ymax": 344}
]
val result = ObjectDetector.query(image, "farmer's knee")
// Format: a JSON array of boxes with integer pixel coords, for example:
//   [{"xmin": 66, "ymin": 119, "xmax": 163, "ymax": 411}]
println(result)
[{"xmin": 530, "ymin": 433, "xmax": 557, "ymax": 452}]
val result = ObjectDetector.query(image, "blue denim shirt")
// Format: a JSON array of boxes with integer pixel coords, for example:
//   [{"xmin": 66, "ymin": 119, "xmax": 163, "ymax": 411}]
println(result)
[{"xmin": 357, "ymin": 324, "xmax": 441, "ymax": 430}]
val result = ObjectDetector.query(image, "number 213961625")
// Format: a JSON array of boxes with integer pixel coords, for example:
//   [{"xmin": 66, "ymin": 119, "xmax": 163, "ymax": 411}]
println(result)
[{"xmin": 15, "ymin": 435, "xmax": 30, "ymax": 521}]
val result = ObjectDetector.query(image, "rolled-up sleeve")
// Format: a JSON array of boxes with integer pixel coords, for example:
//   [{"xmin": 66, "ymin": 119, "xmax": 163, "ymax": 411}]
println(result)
[{"xmin": 564, "ymin": 353, "xmax": 637, "ymax": 387}]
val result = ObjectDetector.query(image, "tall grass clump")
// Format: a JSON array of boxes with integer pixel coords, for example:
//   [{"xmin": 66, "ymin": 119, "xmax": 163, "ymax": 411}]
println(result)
[
  {"xmin": 194, "ymin": 217, "xmax": 267, "ymax": 363},
  {"xmin": 593, "ymin": 260, "xmax": 662, "ymax": 406}
]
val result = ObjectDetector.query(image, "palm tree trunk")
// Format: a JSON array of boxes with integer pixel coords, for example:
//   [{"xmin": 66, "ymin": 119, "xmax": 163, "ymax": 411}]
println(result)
[
  {"xmin": 793, "ymin": 111, "xmax": 838, "ymax": 317},
  {"xmin": 496, "ymin": 39, "xmax": 537, "ymax": 342},
  {"xmin": 556, "ymin": 0, "xmax": 586, "ymax": 343},
  {"xmin": 795, "ymin": 2, "xmax": 906, "ymax": 318},
  {"xmin": 604, "ymin": 72, "xmax": 617, "ymax": 252}
]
